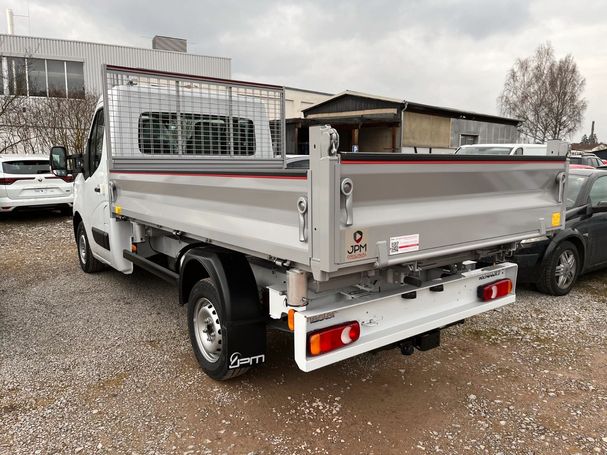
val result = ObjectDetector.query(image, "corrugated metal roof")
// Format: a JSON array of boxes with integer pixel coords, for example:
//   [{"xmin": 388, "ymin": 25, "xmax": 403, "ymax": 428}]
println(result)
[{"xmin": 302, "ymin": 90, "xmax": 521, "ymax": 126}]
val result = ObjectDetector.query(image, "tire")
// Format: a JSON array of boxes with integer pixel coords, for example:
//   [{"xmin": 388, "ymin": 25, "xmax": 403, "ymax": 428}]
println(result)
[
  {"xmin": 76, "ymin": 222, "xmax": 105, "ymax": 273},
  {"xmin": 537, "ymin": 240, "xmax": 580, "ymax": 296},
  {"xmin": 187, "ymin": 278, "xmax": 249, "ymax": 380}
]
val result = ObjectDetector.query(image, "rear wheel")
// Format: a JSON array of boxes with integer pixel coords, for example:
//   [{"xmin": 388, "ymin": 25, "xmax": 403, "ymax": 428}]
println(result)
[
  {"xmin": 537, "ymin": 241, "xmax": 580, "ymax": 296},
  {"xmin": 187, "ymin": 278, "xmax": 249, "ymax": 380},
  {"xmin": 76, "ymin": 223, "xmax": 105, "ymax": 273}
]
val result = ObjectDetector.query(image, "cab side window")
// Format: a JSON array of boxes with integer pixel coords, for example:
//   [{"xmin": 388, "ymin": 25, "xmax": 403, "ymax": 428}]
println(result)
[
  {"xmin": 589, "ymin": 176, "xmax": 607, "ymax": 206},
  {"xmin": 84, "ymin": 109, "xmax": 104, "ymax": 178},
  {"xmin": 514, "ymin": 147, "xmax": 523, "ymax": 156}
]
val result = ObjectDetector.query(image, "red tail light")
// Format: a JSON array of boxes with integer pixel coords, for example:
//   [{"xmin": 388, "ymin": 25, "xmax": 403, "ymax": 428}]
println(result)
[
  {"xmin": 478, "ymin": 279, "xmax": 513, "ymax": 301},
  {"xmin": 0, "ymin": 177, "xmax": 18, "ymax": 185},
  {"xmin": 308, "ymin": 321, "xmax": 360, "ymax": 356},
  {"xmin": 59, "ymin": 175, "xmax": 74, "ymax": 183}
]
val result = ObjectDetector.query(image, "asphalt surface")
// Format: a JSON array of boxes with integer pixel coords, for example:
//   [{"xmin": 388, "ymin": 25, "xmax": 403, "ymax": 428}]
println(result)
[{"xmin": 1, "ymin": 211, "xmax": 606, "ymax": 455}]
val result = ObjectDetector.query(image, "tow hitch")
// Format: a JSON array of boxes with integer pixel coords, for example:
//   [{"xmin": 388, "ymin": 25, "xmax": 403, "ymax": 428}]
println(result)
[{"xmin": 398, "ymin": 329, "xmax": 441, "ymax": 356}]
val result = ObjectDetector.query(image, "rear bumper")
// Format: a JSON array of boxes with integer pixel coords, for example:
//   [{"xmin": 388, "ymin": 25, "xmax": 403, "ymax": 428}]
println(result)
[
  {"xmin": 0, "ymin": 195, "xmax": 73, "ymax": 212},
  {"xmin": 293, "ymin": 262, "xmax": 518, "ymax": 372}
]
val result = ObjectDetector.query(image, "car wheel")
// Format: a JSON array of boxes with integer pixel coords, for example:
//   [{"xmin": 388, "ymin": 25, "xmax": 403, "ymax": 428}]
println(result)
[
  {"xmin": 187, "ymin": 278, "xmax": 249, "ymax": 380},
  {"xmin": 537, "ymin": 240, "xmax": 580, "ymax": 296},
  {"xmin": 76, "ymin": 222, "xmax": 105, "ymax": 273}
]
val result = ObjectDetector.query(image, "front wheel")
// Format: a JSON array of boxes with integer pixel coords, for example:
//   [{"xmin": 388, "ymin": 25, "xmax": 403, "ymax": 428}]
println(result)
[
  {"xmin": 76, "ymin": 223, "xmax": 105, "ymax": 273},
  {"xmin": 187, "ymin": 278, "xmax": 249, "ymax": 380},
  {"xmin": 537, "ymin": 241, "xmax": 580, "ymax": 296}
]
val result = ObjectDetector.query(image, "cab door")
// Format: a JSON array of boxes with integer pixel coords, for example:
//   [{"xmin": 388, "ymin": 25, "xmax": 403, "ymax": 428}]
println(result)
[
  {"xmin": 80, "ymin": 109, "xmax": 112, "ymax": 263},
  {"xmin": 583, "ymin": 176, "xmax": 607, "ymax": 267}
]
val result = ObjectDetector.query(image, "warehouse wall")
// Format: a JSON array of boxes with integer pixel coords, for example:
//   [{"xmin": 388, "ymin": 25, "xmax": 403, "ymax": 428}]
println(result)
[
  {"xmin": 359, "ymin": 126, "xmax": 396, "ymax": 152},
  {"xmin": 285, "ymin": 88, "xmax": 331, "ymax": 118},
  {"xmin": 402, "ymin": 111, "xmax": 451, "ymax": 148},
  {"xmin": 450, "ymin": 118, "xmax": 519, "ymax": 147}
]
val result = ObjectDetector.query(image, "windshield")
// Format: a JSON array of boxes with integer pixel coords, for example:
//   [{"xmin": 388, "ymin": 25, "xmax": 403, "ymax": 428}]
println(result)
[
  {"xmin": 2, "ymin": 160, "xmax": 50, "ymax": 175},
  {"xmin": 455, "ymin": 146, "xmax": 513, "ymax": 155},
  {"xmin": 565, "ymin": 175, "xmax": 587, "ymax": 208},
  {"xmin": 569, "ymin": 157, "xmax": 583, "ymax": 165}
]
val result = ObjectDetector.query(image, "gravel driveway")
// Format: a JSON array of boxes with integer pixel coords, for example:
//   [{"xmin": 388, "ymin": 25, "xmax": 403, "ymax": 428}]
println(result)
[{"xmin": 1, "ymin": 212, "xmax": 606, "ymax": 455}]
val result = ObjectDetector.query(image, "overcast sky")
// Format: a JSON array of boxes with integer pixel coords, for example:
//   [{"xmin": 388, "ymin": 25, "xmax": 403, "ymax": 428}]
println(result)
[{"xmin": 2, "ymin": 0, "xmax": 606, "ymax": 140}]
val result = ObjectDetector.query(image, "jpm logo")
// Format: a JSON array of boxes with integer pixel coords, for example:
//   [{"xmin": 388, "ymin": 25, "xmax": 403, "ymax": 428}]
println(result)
[
  {"xmin": 229, "ymin": 352, "xmax": 265, "ymax": 369},
  {"xmin": 345, "ymin": 229, "xmax": 368, "ymax": 261}
]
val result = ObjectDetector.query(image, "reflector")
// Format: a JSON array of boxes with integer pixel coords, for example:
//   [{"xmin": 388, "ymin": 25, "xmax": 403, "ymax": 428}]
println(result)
[
  {"xmin": 308, "ymin": 321, "xmax": 360, "ymax": 356},
  {"xmin": 478, "ymin": 279, "xmax": 512, "ymax": 301}
]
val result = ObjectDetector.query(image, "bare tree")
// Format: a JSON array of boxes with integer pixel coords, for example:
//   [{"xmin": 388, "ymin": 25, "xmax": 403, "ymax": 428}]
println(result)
[
  {"xmin": 30, "ymin": 93, "xmax": 98, "ymax": 155},
  {"xmin": 0, "ymin": 41, "xmax": 96, "ymax": 155},
  {"xmin": 0, "ymin": 62, "xmax": 30, "ymax": 153},
  {"xmin": 498, "ymin": 43, "xmax": 587, "ymax": 142}
]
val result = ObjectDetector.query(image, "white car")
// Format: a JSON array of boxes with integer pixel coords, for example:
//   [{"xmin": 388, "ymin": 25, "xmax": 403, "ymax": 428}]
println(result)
[
  {"xmin": 0, "ymin": 154, "xmax": 74, "ymax": 214},
  {"xmin": 455, "ymin": 143, "xmax": 548, "ymax": 156}
]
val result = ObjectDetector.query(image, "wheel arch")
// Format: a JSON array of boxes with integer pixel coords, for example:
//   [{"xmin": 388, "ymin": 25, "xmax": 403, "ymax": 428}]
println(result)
[
  {"xmin": 73, "ymin": 211, "xmax": 83, "ymax": 241},
  {"xmin": 178, "ymin": 247, "xmax": 263, "ymax": 321},
  {"xmin": 542, "ymin": 231, "xmax": 586, "ymax": 271}
]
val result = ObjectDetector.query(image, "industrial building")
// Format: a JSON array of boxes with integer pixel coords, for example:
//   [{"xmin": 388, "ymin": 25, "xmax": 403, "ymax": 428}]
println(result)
[
  {"xmin": 288, "ymin": 91, "xmax": 521, "ymax": 154},
  {"xmin": 0, "ymin": 34, "xmax": 231, "ymax": 98}
]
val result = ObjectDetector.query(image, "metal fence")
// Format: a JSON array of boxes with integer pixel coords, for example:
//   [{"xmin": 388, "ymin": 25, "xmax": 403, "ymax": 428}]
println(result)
[{"xmin": 103, "ymin": 65, "xmax": 285, "ymax": 166}]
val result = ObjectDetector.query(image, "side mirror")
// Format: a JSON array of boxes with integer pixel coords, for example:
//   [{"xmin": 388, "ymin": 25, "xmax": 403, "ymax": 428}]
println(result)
[{"xmin": 50, "ymin": 146, "xmax": 69, "ymax": 177}]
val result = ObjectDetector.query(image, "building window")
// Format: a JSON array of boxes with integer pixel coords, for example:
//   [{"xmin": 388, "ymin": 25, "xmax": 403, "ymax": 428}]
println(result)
[
  {"xmin": 0, "ymin": 56, "xmax": 84, "ymax": 98},
  {"xmin": 460, "ymin": 134, "xmax": 478, "ymax": 146},
  {"xmin": 27, "ymin": 58, "xmax": 47, "ymax": 96},
  {"xmin": 7, "ymin": 57, "xmax": 27, "ymax": 96},
  {"xmin": 66, "ymin": 61, "xmax": 85, "ymax": 98},
  {"xmin": 47, "ymin": 59, "xmax": 66, "ymax": 97}
]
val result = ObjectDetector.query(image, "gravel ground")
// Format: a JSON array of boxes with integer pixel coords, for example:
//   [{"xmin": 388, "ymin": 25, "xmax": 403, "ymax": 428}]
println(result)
[{"xmin": 1, "ymin": 211, "xmax": 606, "ymax": 455}]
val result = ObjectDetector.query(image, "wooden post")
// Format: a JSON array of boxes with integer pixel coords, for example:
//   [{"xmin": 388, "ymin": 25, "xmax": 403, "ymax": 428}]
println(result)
[
  {"xmin": 352, "ymin": 128, "xmax": 359, "ymax": 152},
  {"xmin": 391, "ymin": 126, "xmax": 397, "ymax": 152},
  {"xmin": 294, "ymin": 123, "xmax": 299, "ymax": 154}
]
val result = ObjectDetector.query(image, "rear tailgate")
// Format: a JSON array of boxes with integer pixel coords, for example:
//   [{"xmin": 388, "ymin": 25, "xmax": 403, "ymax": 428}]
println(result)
[{"xmin": 337, "ymin": 153, "xmax": 567, "ymax": 266}]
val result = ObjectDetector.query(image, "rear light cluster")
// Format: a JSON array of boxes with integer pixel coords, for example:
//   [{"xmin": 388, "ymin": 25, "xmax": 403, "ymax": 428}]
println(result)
[
  {"xmin": 308, "ymin": 321, "xmax": 360, "ymax": 356},
  {"xmin": 478, "ymin": 279, "xmax": 513, "ymax": 301},
  {"xmin": 0, "ymin": 176, "xmax": 73, "ymax": 185}
]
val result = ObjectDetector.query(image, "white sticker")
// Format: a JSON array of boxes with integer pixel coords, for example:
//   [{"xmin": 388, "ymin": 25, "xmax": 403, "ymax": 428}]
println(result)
[{"xmin": 389, "ymin": 234, "xmax": 420, "ymax": 255}]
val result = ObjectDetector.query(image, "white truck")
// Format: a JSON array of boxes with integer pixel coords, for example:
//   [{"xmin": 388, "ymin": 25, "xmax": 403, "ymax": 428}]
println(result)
[{"xmin": 50, "ymin": 65, "xmax": 568, "ymax": 380}]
